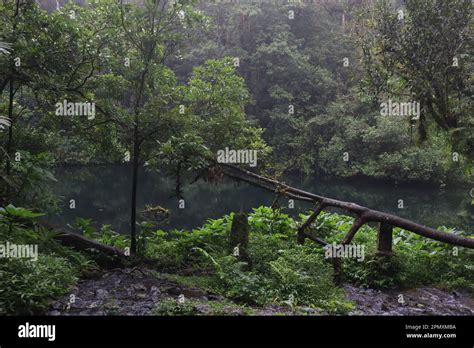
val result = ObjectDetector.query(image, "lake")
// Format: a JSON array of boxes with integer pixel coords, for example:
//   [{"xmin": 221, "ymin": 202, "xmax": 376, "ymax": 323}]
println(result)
[{"xmin": 49, "ymin": 165, "xmax": 474, "ymax": 233}]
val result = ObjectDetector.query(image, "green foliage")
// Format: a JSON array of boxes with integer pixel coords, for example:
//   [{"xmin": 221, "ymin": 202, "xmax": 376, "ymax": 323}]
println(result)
[
  {"xmin": 153, "ymin": 297, "xmax": 255, "ymax": 316},
  {"xmin": 249, "ymin": 206, "xmax": 296, "ymax": 236},
  {"xmin": 144, "ymin": 215, "xmax": 233, "ymax": 269},
  {"xmin": 0, "ymin": 150, "xmax": 59, "ymax": 211},
  {"xmin": 266, "ymin": 249, "xmax": 350, "ymax": 312},
  {"xmin": 0, "ymin": 206, "xmax": 95, "ymax": 314},
  {"xmin": 308, "ymin": 98, "xmax": 462, "ymax": 183},
  {"xmin": 139, "ymin": 207, "xmax": 353, "ymax": 313},
  {"xmin": 153, "ymin": 297, "xmax": 199, "ymax": 316},
  {"xmin": 75, "ymin": 218, "xmax": 129, "ymax": 249},
  {"xmin": 391, "ymin": 228, "xmax": 474, "ymax": 291},
  {"xmin": 122, "ymin": 205, "xmax": 473, "ymax": 309},
  {"xmin": 170, "ymin": 1, "xmax": 472, "ymax": 183},
  {"xmin": 301, "ymin": 210, "xmax": 474, "ymax": 291},
  {"xmin": 355, "ymin": 0, "xmax": 473, "ymax": 157},
  {"xmin": 1, "ymin": 204, "xmax": 44, "ymax": 219},
  {"xmin": 0, "ymin": 255, "xmax": 77, "ymax": 315}
]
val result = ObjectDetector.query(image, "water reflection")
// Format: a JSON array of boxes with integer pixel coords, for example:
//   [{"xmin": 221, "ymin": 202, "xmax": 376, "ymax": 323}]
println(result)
[{"xmin": 49, "ymin": 165, "xmax": 473, "ymax": 233}]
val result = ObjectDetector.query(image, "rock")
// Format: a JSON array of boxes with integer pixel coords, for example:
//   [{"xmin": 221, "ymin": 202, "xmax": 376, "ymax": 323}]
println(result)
[
  {"xmin": 48, "ymin": 310, "xmax": 61, "ymax": 316},
  {"xmin": 132, "ymin": 283, "xmax": 147, "ymax": 292},
  {"xmin": 82, "ymin": 270, "xmax": 103, "ymax": 279},
  {"xmin": 51, "ymin": 301, "xmax": 62, "ymax": 310},
  {"xmin": 299, "ymin": 307, "xmax": 321, "ymax": 315},
  {"xmin": 222, "ymin": 307, "xmax": 245, "ymax": 316},
  {"xmin": 96, "ymin": 289, "xmax": 108, "ymax": 300},
  {"xmin": 87, "ymin": 301, "xmax": 100, "ymax": 309},
  {"xmin": 167, "ymin": 287, "xmax": 207, "ymax": 298},
  {"xmin": 194, "ymin": 303, "xmax": 211, "ymax": 314},
  {"xmin": 410, "ymin": 308, "xmax": 425, "ymax": 314},
  {"xmin": 208, "ymin": 294, "xmax": 225, "ymax": 301},
  {"xmin": 70, "ymin": 297, "xmax": 83, "ymax": 308}
]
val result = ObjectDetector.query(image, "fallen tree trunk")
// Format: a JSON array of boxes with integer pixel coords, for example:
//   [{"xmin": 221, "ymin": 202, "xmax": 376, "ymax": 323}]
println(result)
[
  {"xmin": 40, "ymin": 222, "xmax": 126, "ymax": 258},
  {"xmin": 216, "ymin": 163, "xmax": 474, "ymax": 249},
  {"xmin": 54, "ymin": 232, "xmax": 126, "ymax": 258}
]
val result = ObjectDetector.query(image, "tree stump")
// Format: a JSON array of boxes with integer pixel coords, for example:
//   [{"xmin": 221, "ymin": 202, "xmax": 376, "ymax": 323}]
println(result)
[
  {"xmin": 229, "ymin": 212, "xmax": 252, "ymax": 269},
  {"xmin": 377, "ymin": 222, "xmax": 393, "ymax": 256},
  {"xmin": 332, "ymin": 257, "xmax": 343, "ymax": 285}
]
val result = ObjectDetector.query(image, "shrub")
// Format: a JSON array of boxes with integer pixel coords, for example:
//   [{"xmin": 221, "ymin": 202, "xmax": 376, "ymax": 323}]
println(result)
[
  {"xmin": 0, "ymin": 206, "xmax": 94, "ymax": 314},
  {"xmin": 0, "ymin": 255, "xmax": 77, "ymax": 315}
]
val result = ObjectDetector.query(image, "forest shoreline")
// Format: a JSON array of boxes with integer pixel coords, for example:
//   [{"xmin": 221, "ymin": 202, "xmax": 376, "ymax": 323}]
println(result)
[{"xmin": 52, "ymin": 162, "xmax": 473, "ymax": 189}]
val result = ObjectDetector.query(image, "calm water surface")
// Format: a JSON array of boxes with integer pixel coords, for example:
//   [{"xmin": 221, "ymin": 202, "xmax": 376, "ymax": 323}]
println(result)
[{"xmin": 49, "ymin": 165, "xmax": 474, "ymax": 233}]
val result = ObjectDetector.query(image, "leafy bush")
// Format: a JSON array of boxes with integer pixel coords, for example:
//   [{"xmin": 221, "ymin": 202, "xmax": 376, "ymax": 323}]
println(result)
[
  {"xmin": 143, "ymin": 207, "xmax": 353, "ymax": 313},
  {"xmin": 0, "ymin": 256, "xmax": 77, "ymax": 314},
  {"xmin": 249, "ymin": 206, "xmax": 296, "ymax": 235},
  {"xmin": 313, "ymin": 107, "xmax": 467, "ymax": 184},
  {"xmin": 75, "ymin": 218, "xmax": 129, "ymax": 249},
  {"xmin": 306, "ymin": 211, "xmax": 474, "ymax": 291},
  {"xmin": 0, "ymin": 151, "xmax": 59, "ymax": 212},
  {"xmin": 267, "ymin": 249, "xmax": 347, "ymax": 308},
  {"xmin": 0, "ymin": 206, "xmax": 94, "ymax": 314},
  {"xmin": 145, "ymin": 215, "xmax": 232, "ymax": 269}
]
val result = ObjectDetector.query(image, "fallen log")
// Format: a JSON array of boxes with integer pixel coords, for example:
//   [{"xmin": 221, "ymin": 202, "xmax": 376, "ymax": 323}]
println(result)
[
  {"xmin": 54, "ymin": 232, "xmax": 126, "ymax": 258},
  {"xmin": 40, "ymin": 222, "xmax": 126, "ymax": 258},
  {"xmin": 297, "ymin": 203, "xmax": 326, "ymax": 244},
  {"xmin": 342, "ymin": 216, "xmax": 367, "ymax": 245},
  {"xmin": 216, "ymin": 163, "xmax": 474, "ymax": 249}
]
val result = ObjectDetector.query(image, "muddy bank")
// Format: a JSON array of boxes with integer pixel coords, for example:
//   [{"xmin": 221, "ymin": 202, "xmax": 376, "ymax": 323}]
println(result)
[
  {"xmin": 47, "ymin": 268, "xmax": 474, "ymax": 316},
  {"xmin": 344, "ymin": 285, "xmax": 474, "ymax": 316},
  {"xmin": 47, "ymin": 268, "xmax": 297, "ymax": 316}
]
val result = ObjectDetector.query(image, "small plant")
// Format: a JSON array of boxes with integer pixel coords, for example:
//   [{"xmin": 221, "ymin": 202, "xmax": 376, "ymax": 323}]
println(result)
[
  {"xmin": 153, "ymin": 297, "xmax": 199, "ymax": 316},
  {"xmin": 153, "ymin": 297, "xmax": 255, "ymax": 316},
  {"xmin": 75, "ymin": 218, "xmax": 128, "ymax": 249}
]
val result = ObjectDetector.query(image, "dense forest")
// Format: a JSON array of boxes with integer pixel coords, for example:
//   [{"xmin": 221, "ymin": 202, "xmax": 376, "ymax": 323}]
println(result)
[{"xmin": 0, "ymin": 0, "xmax": 473, "ymax": 319}]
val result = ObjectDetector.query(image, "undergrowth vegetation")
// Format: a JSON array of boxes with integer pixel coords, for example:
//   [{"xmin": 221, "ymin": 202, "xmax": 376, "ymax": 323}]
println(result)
[
  {"xmin": 82, "ymin": 205, "xmax": 474, "ymax": 313},
  {"xmin": 0, "ymin": 205, "xmax": 96, "ymax": 314},
  {"xmin": 310, "ymin": 212, "xmax": 474, "ymax": 291},
  {"xmin": 2, "ymin": 204, "xmax": 472, "ymax": 315},
  {"xmin": 153, "ymin": 297, "xmax": 256, "ymax": 316}
]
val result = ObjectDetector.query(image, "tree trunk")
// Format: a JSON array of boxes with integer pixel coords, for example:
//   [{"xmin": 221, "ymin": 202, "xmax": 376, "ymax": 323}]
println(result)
[
  {"xmin": 5, "ymin": 79, "xmax": 14, "ymax": 198},
  {"xmin": 377, "ymin": 222, "xmax": 393, "ymax": 256},
  {"xmin": 130, "ymin": 125, "xmax": 140, "ymax": 255},
  {"xmin": 55, "ymin": 231, "xmax": 126, "ymax": 259}
]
